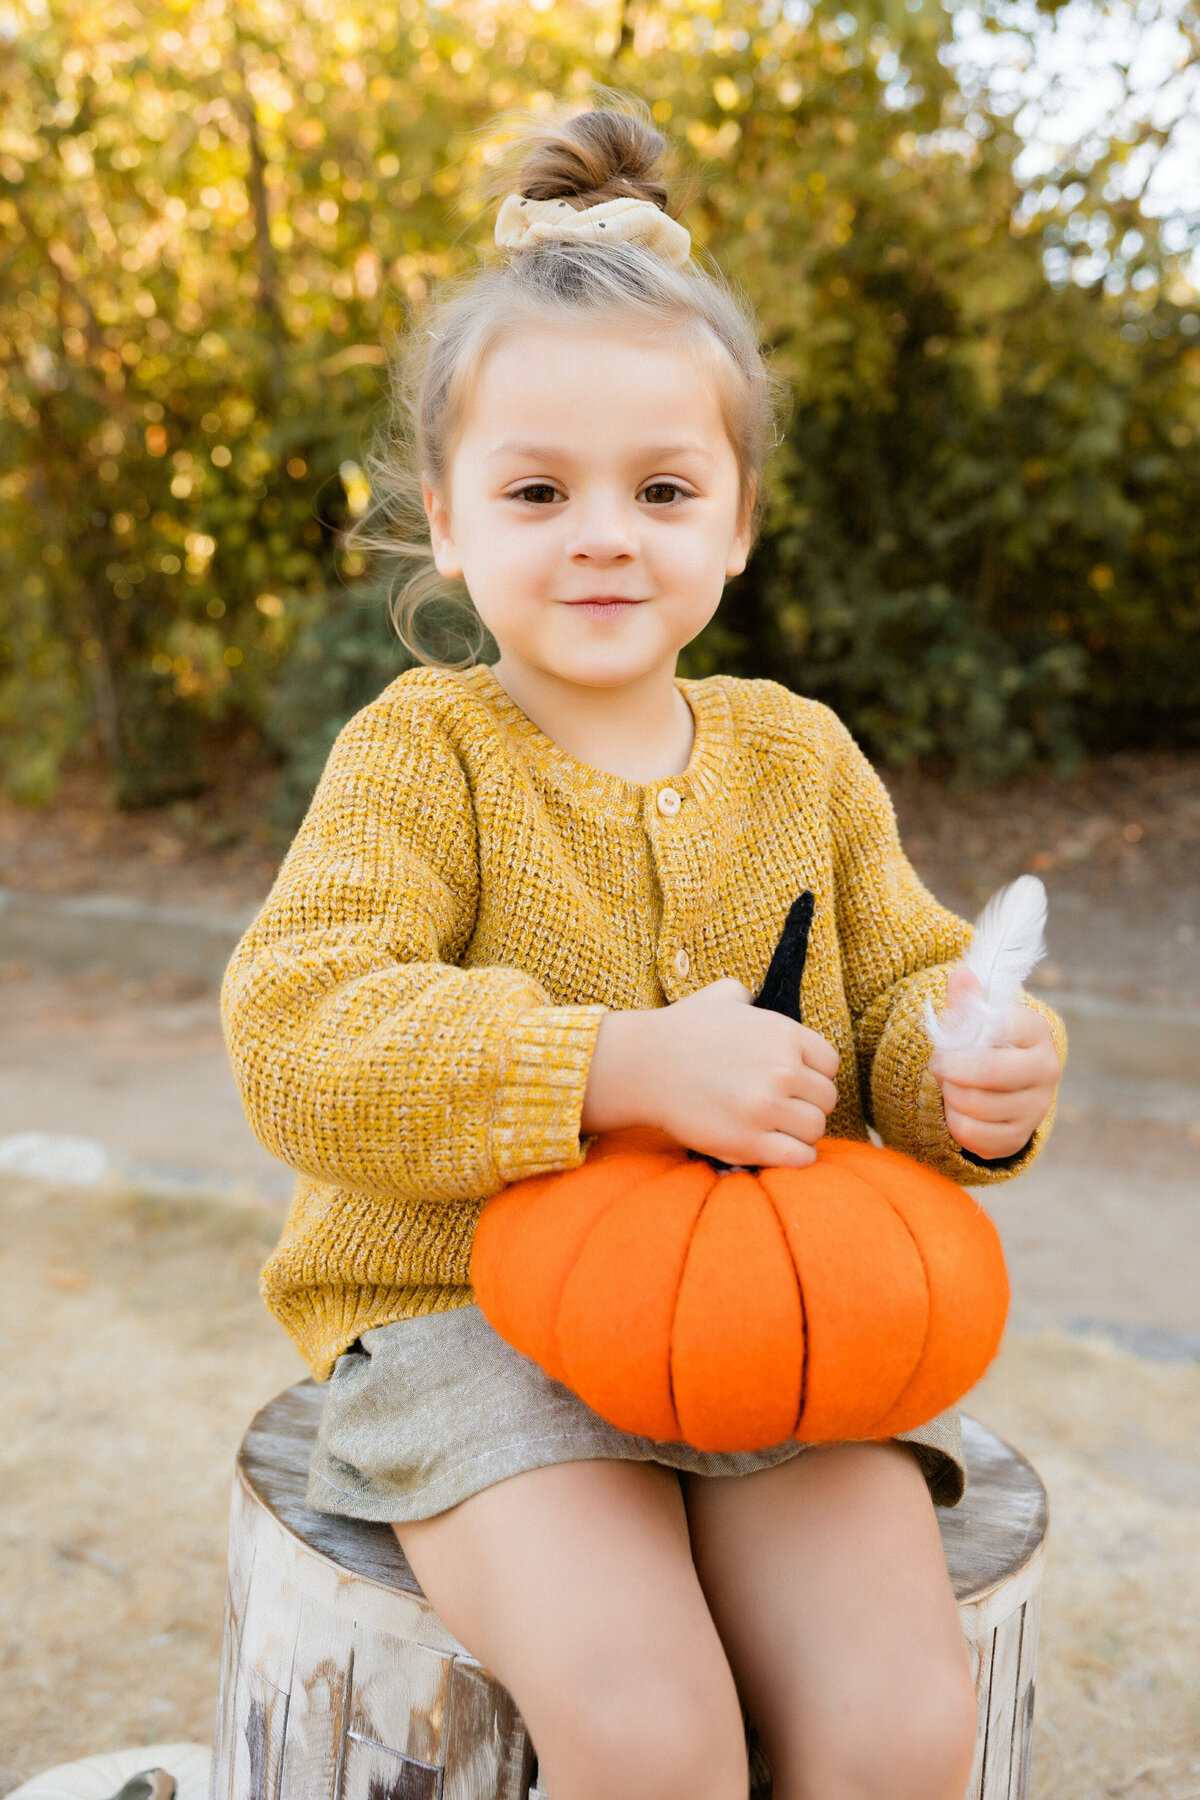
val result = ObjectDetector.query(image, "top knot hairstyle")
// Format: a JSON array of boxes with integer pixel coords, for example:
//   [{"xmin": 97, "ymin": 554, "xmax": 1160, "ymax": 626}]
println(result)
[
  {"xmin": 354, "ymin": 91, "xmax": 787, "ymax": 663},
  {"xmin": 498, "ymin": 102, "xmax": 672, "ymax": 211}
]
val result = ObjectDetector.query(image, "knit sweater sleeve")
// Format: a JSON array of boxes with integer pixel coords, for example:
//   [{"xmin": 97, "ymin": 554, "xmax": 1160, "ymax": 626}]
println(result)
[
  {"xmin": 825, "ymin": 715, "xmax": 1066, "ymax": 1185},
  {"xmin": 220, "ymin": 690, "xmax": 605, "ymax": 1202}
]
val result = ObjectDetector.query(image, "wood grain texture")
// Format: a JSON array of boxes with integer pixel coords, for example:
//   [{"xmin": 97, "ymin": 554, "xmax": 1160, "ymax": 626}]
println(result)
[
  {"xmin": 980, "ymin": 1606, "xmax": 1026, "ymax": 1800},
  {"xmin": 210, "ymin": 1477, "xmax": 256, "ymax": 1800},
  {"xmin": 229, "ymin": 1665, "xmax": 289, "ymax": 1800},
  {"xmin": 339, "ymin": 1735, "xmax": 441, "ymax": 1800},
  {"xmin": 347, "ymin": 1629, "xmax": 451, "ymax": 1765},
  {"xmin": 213, "ymin": 1385, "xmax": 1050, "ymax": 1800},
  {"xmin": 944, "ymin": 1418, "xmax": 1048, "ymax": 1606},
  {"xmin": 442, "ymin": 1659, "xmax": 533, "ymax": 1800},
  {"xmin": 1012, "ymin": 1583, "xmax": 1042, "ymax": 1800},
  {"xmin": 275, "ymin": 1595, "xmax": 354, "ymax": 1800}
]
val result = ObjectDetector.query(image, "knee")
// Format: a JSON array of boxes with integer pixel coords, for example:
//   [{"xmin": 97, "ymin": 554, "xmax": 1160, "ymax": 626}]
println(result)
[
  {"xmin": 538, "ymin": 1661, "xmax": 748, "ymax": 1800},
  {"xmin": 875, "ymin": 1657, "xmax": 978, "ymax": 1800},
  {"xmin": 783, "ymin": 1652, "xmax": 977, "ymax": 1800}
]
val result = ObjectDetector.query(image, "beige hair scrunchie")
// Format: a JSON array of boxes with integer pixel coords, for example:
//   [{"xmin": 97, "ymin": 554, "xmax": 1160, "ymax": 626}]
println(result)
[{"xmin": 495, "ymin": 193, "xmax": 692, "ymax": 266}]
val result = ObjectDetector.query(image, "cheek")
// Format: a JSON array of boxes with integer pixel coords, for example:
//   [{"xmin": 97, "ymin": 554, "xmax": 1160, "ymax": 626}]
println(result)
[
  {"xmin": 674, "ymin": 522, "xmax": 739, "ymax": 581},
  {"xmin": 461, "ymin": 523, "xmax": 557, "ymax": 619},
  {"xmin": 461, "ymin": 513, "xmax": 528, "ymax": 573}
]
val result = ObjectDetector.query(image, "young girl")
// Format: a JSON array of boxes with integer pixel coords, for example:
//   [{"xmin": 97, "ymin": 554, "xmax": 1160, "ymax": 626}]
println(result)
[{"xmin": 223, "ymin": 98, "xmax": 1065, "ymax": 1800}]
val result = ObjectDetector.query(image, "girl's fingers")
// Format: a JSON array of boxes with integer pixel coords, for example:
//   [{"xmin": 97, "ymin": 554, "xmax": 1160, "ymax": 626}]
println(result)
[
  {"xmin": 767, "ymin": 1097, "xmax": 831, "ymax": 1146},
  {"xmin": 1005, "ymin": 1003, "xmax": 1055, "ymax": 1049},
  {"xmin": 752, "ymin": 1133, "xmax": 818, "ymax": 1169},
  {"xmin": 796, "ymin": 1026, "xmax": 840, "ymax": 1081},
  {"xmin": 697, "ymin": 1101, "xmax": 829, "ymax": 1167},
  {"xmin": 788, "ymin": 1068, "xmax": 840, "ymax": 1117},
  {"xmin": 932, "ymin": 1042, "xmax": 1054, "ymax": 1093},
  {"xmin": 936, "ymin": 1081, "xmax": 1035, "ymax": 1125},
  {"xmin": 941, "ymin": 1107, "xmax": 1033, "ymax": 1160}
]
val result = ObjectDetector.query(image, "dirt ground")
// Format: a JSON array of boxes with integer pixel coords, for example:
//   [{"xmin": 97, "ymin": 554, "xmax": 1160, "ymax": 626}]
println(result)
[
  {"xmin": 0, "ymin": 965, "xmax": 289, "ymax": 1195},
  {"xmin": 1, "ymin": 1173, "xmax": 1197, "ymax": 1800},
  {"xmin": 0, "ymin": 753, "xmax": 279, "ymax": 919},
  {"xmin": 886, "ymin": 750, "xmax": 1200, "ymax": 1009},
  {"xmin": 0, "ymin": 1178, "xmax": 303, "ymax": 1793}
]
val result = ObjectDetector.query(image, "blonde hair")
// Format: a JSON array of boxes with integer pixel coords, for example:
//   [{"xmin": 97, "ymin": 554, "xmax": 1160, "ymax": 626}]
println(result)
[{"xmin": 353, "ymin": 91, "xmax": 787, "ymax": 665}]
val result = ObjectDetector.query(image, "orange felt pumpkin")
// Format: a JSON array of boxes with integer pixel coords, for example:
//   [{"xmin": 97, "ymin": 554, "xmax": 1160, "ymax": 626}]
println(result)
[{"xmin": 470, "ymin": 894, "xmax": 1010, "ymax": 1452}]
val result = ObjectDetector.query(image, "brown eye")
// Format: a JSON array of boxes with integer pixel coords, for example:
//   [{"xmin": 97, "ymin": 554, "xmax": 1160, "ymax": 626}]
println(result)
[
  {"xmin": 514, "ymin": 484, "xmax": 559, "ymax": 505},
  {"xmin": 641, "ymin": 482, "xmax": 687, "ymax": 505}
]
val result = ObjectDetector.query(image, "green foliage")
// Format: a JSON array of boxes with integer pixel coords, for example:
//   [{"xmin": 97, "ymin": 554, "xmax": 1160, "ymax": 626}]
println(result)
[
  {"xmin": 660, "ymin": 0, "xmax": 1200, "ymax": 768},
  {"xmin": 265, "ymin": 577, "xmax": 414, "ymax": 825},
  {"xmin": 1, "ymin": 0, "xmax": 1198, "ymax": 806}
]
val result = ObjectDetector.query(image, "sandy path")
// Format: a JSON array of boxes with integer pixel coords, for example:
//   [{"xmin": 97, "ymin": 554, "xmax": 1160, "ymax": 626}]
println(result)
[
  {"xmin": 0, "ymin": 1179, "xmax": 303, "ymax": 1791},
  {"xmin": 1, "ymin": 1174, "xmax": 1196, "ymax": 1800}
]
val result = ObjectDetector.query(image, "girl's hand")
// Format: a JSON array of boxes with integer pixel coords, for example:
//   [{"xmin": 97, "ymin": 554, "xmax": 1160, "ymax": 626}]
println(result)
[
  {"xmin": 580, "ymin": 979, "xmax": 840, "ymax": 1168},
  {"xmin": 930, "ymin": 968, "xmax": 1061, "ymax": 1161}
]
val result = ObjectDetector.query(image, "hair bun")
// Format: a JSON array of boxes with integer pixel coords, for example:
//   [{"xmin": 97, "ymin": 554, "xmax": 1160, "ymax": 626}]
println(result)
[{"xmin": 507, "ymin": 96, "xmax": 673, "ymax": 215}]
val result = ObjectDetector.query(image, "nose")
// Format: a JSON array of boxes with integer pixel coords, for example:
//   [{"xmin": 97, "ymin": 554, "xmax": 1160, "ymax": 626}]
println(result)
[{"xmin": 565, "ymin": 493, "xmax": 638, "ymax": 562}]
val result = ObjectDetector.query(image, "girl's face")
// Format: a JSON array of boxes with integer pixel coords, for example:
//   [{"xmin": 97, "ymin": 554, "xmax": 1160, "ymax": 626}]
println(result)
[{"xmin": 423, "ymin": 322, "xmax": 751, "ymax": 693}]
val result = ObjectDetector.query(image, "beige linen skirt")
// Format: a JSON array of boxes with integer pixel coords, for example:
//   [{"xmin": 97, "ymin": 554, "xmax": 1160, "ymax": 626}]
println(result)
[{"xmin": 305, "ymin": 1305, "xmax": 966, "ymax": 1522}]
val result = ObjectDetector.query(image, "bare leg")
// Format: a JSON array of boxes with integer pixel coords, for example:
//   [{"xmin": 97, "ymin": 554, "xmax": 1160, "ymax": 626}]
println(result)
[
  {"xmin": 685, "ymin": 1443, "xmax": 977, "ymax": 1800},
  {"xmin": 395, "ymin": 1458, "xmax": 749, "ymax": 1800}
]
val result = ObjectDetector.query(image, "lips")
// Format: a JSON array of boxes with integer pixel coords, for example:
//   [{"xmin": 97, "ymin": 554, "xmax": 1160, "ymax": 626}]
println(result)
[{"xmin": 567, "ymin": 597, "xmax": 645, "ymax": 621}]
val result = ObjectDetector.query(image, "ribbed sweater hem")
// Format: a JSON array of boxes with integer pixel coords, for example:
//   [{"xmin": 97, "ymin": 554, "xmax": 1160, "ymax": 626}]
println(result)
[
  {"xmin": 267, "ymin": 1280, "xmax": 478, "ymax": 1383},
  {"xmin": 492, "ymin": 1003, "xmax": 608, "ymax": 1183}
]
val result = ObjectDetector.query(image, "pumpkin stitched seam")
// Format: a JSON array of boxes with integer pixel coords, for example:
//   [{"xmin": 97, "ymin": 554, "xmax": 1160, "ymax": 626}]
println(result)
[
  {"xmin": 756, "ymin": 1175, "xmax": 810, "ymax": 1441},
  {"xmin": 547, "ymin": 1161, "xmax": 674, "ymax": 1402},
  {"xmin": 665, "ymin": 1176, "xmax": 715, "ymax": 1441},
  {"xmin": 620, "ymin": 1158, "xmax": 713, "ymax": 1442},
  {"xmin": 833, "ymin": 1159, "xmax": 934, "ymax": 1436}
]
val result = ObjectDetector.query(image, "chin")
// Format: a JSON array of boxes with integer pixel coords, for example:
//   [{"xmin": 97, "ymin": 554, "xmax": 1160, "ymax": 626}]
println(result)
[{"xmin": 558, "ymin": 650, "xmax": 669, "ymax": 688}]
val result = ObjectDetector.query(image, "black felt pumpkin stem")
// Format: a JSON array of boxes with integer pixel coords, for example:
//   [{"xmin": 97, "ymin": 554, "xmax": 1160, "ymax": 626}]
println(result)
[
  {"xmin": 690, "ymin": 891, "xmax": 817, "ymax": 1174},
  {"xmin": 753, "ymin": 890, "xmax": 814, "ymax": 1027}
]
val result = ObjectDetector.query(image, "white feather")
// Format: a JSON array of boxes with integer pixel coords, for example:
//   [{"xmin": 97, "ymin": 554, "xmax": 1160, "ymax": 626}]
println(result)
[{"xmin": 924, "ymin": 875, "xmax": 1048, "ymax": 1056}]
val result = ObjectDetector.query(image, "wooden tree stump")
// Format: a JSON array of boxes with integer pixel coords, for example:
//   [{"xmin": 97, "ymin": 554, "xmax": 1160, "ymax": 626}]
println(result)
[{"xmin": 211, "ymin": 1383, "xmax": 1047, "ymax": 1800}]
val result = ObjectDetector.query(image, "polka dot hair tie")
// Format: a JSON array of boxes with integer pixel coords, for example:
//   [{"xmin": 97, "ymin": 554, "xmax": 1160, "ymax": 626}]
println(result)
[{"xmin": 494, "ymin": 192, "xmax": 691, "ymax": 266}]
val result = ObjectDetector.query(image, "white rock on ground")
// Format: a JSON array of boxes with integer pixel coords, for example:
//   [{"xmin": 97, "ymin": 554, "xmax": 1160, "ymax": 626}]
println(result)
[{"xmin": 6, "ymin": 1741, "xmax": 210, "ymax": 1800}]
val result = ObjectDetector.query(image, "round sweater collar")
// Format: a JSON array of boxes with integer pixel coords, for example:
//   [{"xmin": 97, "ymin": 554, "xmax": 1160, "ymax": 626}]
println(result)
[{"xmin": 459, "ymin": 663, "xmax": 732, "ymax": 819}]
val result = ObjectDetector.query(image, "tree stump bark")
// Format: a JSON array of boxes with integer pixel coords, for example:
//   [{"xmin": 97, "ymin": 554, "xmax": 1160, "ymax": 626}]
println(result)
[{"xmin": 211, "ymin": 1384, "xmax": 1047, "ymax": 1800}]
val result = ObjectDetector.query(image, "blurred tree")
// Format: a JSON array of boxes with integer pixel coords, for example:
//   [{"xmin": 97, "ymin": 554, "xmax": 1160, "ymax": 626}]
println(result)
[
  {"xmin": 264, "ymin": 573, "xmax": 414, "ymax": 826},
  {"xmin": 650, "ymin": 0, "xmax": 1200, "ymax": 773},
  {"xmin": 0, "ymin": 0, "xmax": 1197, "ymax": 811},
  {"xmin": 0, "ymin": 0, "xmax": 449, "ymax": 800}
]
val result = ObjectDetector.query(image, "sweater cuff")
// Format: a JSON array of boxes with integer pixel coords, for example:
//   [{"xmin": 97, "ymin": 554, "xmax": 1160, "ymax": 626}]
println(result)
[
  {"xmin": 870, "ymin": 973, "xmax": 1067, "ymax": 1187},
  {"xmin": 958, "ymin": 1139, "xmax": 1033, "ymax": 1171},
  {"xmin": 490, "ymin": 1004, "xmax": 608, "ymax": 1184}
]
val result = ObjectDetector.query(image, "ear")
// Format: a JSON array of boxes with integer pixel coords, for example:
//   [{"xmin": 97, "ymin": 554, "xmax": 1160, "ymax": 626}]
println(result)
[
  {"xmin": 725, "ymin": 496, "xmax": 754, "ymax": 578},
  {"xmin": 422, "ymin": 476, "xmax": 463, "ymax": 580}
]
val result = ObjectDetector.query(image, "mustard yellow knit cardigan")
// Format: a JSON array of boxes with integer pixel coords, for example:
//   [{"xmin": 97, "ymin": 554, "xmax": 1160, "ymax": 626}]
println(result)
[{"xmin": 222, "ymin": 664, "xmax": 1066, "ymax": 1380}]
